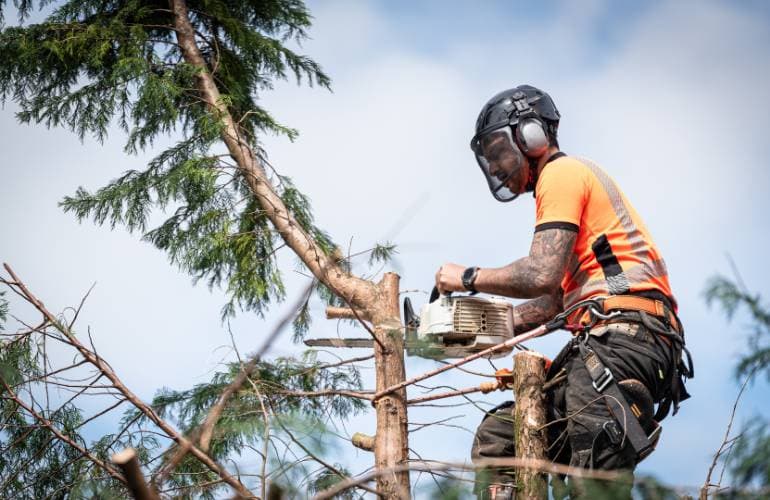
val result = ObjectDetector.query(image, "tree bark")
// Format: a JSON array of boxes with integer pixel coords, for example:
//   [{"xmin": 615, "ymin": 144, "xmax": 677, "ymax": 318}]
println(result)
[
  {"xmin": 112, "ymin": 448, "xmax": 160, "ymax": 500},
  {"xmin": 168, "ymin": 2, "xmax": 410, "ymax": 496},
  {"xmin": 513, "ymin": 351, "xmax": 548, "ymax": 500},
  {"xmin": 371, "ymin": 272, "xmax": 410, "ymax": 498},
  {"xmin": 168, "ymin": 0, "xmax": 375, "ymax": 309}
]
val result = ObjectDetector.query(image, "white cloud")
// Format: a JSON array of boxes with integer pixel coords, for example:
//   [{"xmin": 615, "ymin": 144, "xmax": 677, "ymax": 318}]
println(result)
[{"xmin": 2, "ymin": 0, "xmax": 769, "ymax": 493}]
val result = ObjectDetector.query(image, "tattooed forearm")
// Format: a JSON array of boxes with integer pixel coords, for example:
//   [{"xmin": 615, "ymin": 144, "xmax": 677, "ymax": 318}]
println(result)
[
  {"xmin": 513, "ymin": 290, "xmax": 564, "ymax": 334},
  {"xmin": 474, "ymin": 228, "xmax": 577, "ymax": 299}
]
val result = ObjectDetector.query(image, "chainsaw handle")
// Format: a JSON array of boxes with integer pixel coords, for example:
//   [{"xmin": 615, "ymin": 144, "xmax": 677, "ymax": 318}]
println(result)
[
  {"xmin": 429, "ymin": 286, "xmax": 451, "ymax": 303},
  {"xmin": 430, "ymin": 286, "xmax": 477, "ymax": 303}
]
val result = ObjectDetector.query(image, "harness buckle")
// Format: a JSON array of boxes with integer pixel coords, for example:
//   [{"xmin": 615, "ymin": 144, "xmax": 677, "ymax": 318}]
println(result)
[{"xmin": 592, "ymin": 366, "xmax": 614, "ymax": 392}]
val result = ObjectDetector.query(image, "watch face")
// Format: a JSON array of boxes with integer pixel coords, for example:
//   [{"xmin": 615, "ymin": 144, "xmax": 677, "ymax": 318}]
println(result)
[{"xmin": 462, "ymin": 267, "xmax": 478, "ymax": 290}]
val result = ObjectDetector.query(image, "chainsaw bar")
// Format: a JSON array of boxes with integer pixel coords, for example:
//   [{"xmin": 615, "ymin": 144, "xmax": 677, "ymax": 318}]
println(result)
[
  {"xmin": 304, "ymin": 338, "xmax": 377, "ymax": 348},
  {"xmin": 303, "ymin": 338, "xmax": 502, "ymax": 358},
  {"xmin": 304, "ymin": 338, "xmax": 428, "ymax": 349}
]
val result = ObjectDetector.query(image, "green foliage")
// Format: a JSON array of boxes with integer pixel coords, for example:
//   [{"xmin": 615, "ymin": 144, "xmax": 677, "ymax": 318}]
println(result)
[
  {"xmin": 368, "ymin": 241, "xmax": 397, "ymax": 266},
  {"xmin": 0, "ymin": 329, "xmax": 132, "ymax": 498},
  {"xmin": 0, "ymin": 0, "xmax": 36, "ymax": 26},
  {"xmin": 0, "ymin": 0, "xmax": 336, "ymax": 319},
  {"xmin": 147, "ymin": 350, "xmax": 365, "ymax": 434},
  {"xmin": 632, "ymin": 475, "xmax": 682, "ymax": 499},
  {"xmin": 0, "ymin": 291, "xmax": 7, "ymax": 324},
  {"xmin": 0, "ymin": 1, "xmax": 388, "ymax": 496},
  {"xmin": 115, "ymin": 349, "xmax": 366, "ymax": 497},
  {"xmin": 423, "ymin": 476, "xmax": 473, "ymax": 499},
  {"xmin": 704, "ymin": 275, "xmax": 770, "ymax": 379},
  {"xmin": 705, "ymin": 274, "xmax": 770, "ymax": 493},
  {"xmin": 308, "ymin": 465, "xmax": 357, "ymax": 499},
  {"xmin": 729, "ymin": 418, "xmax": 770, "ymax": 489}
]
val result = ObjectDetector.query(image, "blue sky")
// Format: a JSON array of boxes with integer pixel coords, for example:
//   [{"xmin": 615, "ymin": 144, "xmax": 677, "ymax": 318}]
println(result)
[{"xmin": 2, "ymin": 0, "xmax": 770, "ymax": 496}]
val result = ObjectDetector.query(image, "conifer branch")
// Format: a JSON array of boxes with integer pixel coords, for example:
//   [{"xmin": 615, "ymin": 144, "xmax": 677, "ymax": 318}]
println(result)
[
  {"xmin": 1, "ymin": 264, "xmax": 256, "ymax": 499},
  {"xmin": 167, "ymin": 0, "xmax": 377, "ymax": 313},
  {"xmin": 153, "ymin": 278, "xmax": 316, "ymax": 487},
  {"xmin": 0, "ymin": 379, "xmax": 127, "ymax": 486},
  {"xmin": 271, "ymin": 410, "xmax": 380, "ymax": 497}
]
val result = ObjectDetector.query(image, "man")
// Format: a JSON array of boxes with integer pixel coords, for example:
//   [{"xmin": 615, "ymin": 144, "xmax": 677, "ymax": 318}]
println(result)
[{"xmin": 435, "ymin": 85, "xmax": 692, "ymax": 499}]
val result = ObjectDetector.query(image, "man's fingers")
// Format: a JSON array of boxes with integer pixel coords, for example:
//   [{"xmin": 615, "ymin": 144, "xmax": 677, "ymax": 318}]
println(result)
[
  {"xmin": 435, "ymin": 263, "xmax": 464, "ymax": 295},
  {"xmin": 435, "ymin": 266, "xmax": 446, "ymax": 294}
]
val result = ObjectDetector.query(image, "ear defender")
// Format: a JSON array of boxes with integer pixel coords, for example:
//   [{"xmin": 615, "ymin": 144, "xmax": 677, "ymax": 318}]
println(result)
[
  {"xmin": 515, "ymin": 117, "xmax": 549, "ymax": 157},
  {"xmin": 510, "ymin": 91, "xmax": 549, "ymax": 158}
]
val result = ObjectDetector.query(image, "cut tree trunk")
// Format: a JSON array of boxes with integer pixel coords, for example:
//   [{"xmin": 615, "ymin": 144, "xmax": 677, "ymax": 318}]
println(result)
[
  {"xmin": 371, "ymin": 273, "xmax": 410, "ymax": 498},
  {"xmin": 513, "ymin": 351, "xmax": 548, "ymax": 500}
]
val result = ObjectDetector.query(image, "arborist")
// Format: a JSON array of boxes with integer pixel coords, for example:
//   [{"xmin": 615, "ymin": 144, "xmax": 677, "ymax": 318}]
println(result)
[{"xmin": 434, "ymin": 85, "xmax": 693, "ymax": 499}]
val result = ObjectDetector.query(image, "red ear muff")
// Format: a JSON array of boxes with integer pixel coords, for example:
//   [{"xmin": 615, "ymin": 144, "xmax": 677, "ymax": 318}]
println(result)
[{"xmin": 515, "ymin": 117, "xmax": 549, "ymax": 158}]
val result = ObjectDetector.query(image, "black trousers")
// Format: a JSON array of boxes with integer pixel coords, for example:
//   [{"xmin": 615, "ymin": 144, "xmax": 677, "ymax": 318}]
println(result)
[{"xmin": 471, "ymin": 319, "xmax": 675, "ymax": 498}]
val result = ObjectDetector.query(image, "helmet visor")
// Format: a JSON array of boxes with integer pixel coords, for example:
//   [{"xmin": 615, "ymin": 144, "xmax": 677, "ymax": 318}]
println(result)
[{"xmin": 470, "ymin": 126, "xmax": 527, "ymax": 202}]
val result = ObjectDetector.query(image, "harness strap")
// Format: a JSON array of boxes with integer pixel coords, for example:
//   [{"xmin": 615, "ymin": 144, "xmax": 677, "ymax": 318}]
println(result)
[
  {"xmin": 602, "ymin": 295, "xmax": 680, "ymax": 332},
  {"xmin": 571, "ymin": 294, "xmax": 681, "ymax": 334},
  {"xmin": 579, "ymin": 340, "xmax": 655, "ymax": 461}
]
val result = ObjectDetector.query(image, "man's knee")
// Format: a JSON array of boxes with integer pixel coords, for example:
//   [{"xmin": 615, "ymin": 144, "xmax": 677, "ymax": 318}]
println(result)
[
  {"xmin": 472, "ymin": 401, "xmax": 517, "ymax": 498},
  {"xmin": 472, "ymin": 401, "xmax": 516, "ymax": 460}
]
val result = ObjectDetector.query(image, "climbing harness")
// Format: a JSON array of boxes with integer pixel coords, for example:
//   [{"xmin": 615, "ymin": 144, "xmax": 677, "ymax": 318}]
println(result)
[{"xmin": 548, "ymin": 294, "xmax": 694, "ymax": 461}]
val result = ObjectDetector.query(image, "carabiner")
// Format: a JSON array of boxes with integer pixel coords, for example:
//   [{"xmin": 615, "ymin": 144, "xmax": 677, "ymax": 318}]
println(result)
[{"xmin": 589, "ymin": 306, "xmax": 623, "ymax": 321}]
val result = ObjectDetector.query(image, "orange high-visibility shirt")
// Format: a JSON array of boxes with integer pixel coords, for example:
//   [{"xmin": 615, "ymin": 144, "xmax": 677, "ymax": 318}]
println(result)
[{"xmin": 534, "ymin": 156, "xmax": 676, "ymax": 310}]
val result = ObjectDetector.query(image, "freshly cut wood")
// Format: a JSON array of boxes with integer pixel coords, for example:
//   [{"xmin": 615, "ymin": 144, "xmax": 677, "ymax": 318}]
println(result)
[
  {"xmin": 352, "ymin": 432, "xmax": 376, "ymax": 452},
  {"xmin": 513, "ymin": 351, "xmax": 548, "ymax": 500},
  {"xmin": 326, "ymin": 306, "xmax": 371, "ymax": 321},
  {"xmin": 111, "ymin": 448, "xmax": 159, "ymax": 500}
]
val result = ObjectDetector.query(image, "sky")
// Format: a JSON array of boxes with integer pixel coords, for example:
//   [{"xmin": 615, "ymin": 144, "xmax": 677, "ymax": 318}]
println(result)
[{"xmin": 2, "ymin": 0, "xmax": 770, "ymax": 497}]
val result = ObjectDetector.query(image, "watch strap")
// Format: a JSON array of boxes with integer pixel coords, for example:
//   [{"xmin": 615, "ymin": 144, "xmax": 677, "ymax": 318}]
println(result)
[{"xmin": 462, "ymin": 267, "xmax": 480, "ymax": 293}]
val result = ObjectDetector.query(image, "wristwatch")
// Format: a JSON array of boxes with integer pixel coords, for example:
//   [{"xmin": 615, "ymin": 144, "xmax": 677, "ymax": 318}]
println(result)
[{"xmin": 462, "ymin": 267, "xmax": 480, "ymax": 293}]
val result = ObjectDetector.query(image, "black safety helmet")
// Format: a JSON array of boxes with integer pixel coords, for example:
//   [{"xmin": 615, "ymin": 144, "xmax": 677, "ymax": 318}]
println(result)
[{"xmin": 470, "ymin": 85, "xmax": 560, "ymax": 202}]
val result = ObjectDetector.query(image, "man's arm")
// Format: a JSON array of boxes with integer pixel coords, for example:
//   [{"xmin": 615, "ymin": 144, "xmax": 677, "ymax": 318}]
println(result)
[
  {"xmin": 513, "ymin": 289, "xmax": 564, "ymax": 334},
  {"xmin": 435, "ymin": 228, "xmax": 577, "ymax": 298}
]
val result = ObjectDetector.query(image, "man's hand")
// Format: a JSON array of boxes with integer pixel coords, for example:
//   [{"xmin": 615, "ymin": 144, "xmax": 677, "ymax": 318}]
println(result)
[{"xmin": 435, "ymin": 263, "xmax": 466, "ymax": 295}]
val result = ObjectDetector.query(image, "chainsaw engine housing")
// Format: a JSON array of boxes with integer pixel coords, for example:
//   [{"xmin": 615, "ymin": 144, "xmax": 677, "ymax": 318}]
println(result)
[{"xmin": 415, "ymin": 295, "xmax": 514, "ymax": 358}]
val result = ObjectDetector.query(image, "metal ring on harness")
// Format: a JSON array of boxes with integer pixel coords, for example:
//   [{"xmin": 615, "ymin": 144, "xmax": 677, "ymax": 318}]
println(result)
[{"xmin": 588, "ymin": 306, "xmax": 622, "ymax": 321}]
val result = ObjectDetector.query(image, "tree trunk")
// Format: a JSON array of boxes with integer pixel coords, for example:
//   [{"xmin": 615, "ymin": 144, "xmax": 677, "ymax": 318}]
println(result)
[
  {"xmin": 371, "ymin": 272, "xmax": 410, "ymax": 498},
  {"xmin": 169, "ymin": 1, "xmax": 411, "ymax": 497},
  {"xmin": 513, "ymin": 351, "xmax": 548, "ymax": 500}
]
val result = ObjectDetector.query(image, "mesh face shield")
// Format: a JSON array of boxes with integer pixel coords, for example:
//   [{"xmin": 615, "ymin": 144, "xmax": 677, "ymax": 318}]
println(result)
[{"xmin": 470, "ymin": 126, "xmax": 527, "ymax": 202}]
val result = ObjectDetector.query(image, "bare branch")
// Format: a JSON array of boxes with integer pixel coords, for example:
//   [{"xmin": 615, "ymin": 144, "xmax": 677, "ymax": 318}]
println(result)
[
  {"xmin": 278, "ymin": 389, "xmax": 373, "ymax": 401},
  {"xmin": 312, "ymin": 458, "xmax": 623, "ymax": 500},
  {"xmin": 406, "ymin": 380, "xmax": 502, "ymax": 405},
  {"xmin": 152, "ymin": 280, "xmax": 316, "ymax": 489},
  {"xmin": 1, "ymin": 378, "xmax": 126, "ymax": 485},
  {"xmin": 372, "ymin": 323, "xmax": 549, "ymax": 401},
  {"xmin": 1, "ymin": 263, "xmax": 256, "ymax": 499},
  {"xmin": 700, "ymin": 365, "xmax": 759, "ymax": 500},
  {"xmin": 272, "ymin": 412, "xmax": 380, "ymax": 497}
]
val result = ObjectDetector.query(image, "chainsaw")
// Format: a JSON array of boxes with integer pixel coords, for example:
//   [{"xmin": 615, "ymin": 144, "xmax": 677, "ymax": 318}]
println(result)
[
  {"xmin": 305, "ymin": 287, "xmax": 516, "ymax": 360},
  {"xmin": 403, "ymin": 287, "xmax": 515, "ymax": 359}
]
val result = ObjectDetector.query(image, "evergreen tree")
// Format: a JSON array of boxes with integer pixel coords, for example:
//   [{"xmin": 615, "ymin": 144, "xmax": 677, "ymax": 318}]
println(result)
[
  {"xmin": 1, "ymin": 0, "xmax": 409, "ymax": 497},
  {"xmin": 0, "ymin": 0, "xmax": 334, "ymax": 320}
]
